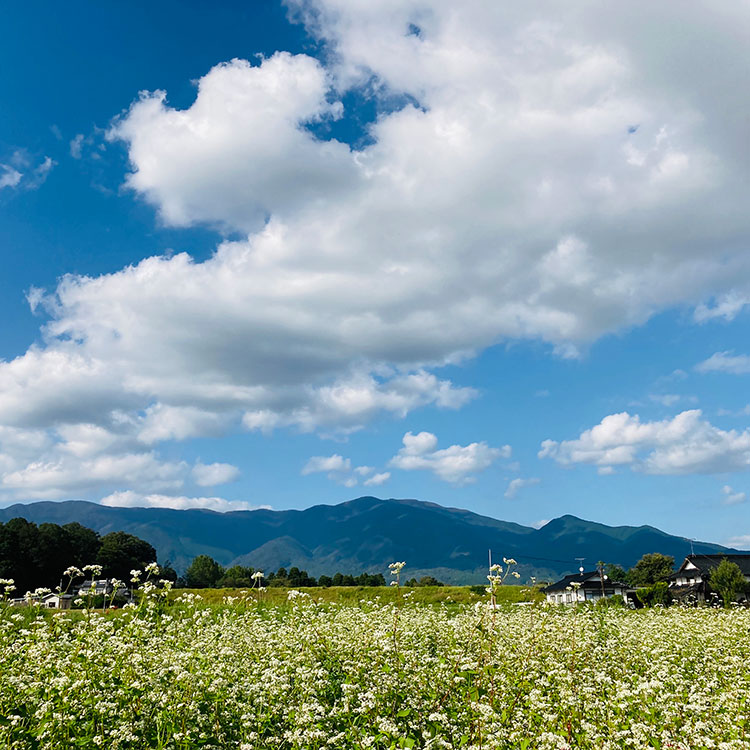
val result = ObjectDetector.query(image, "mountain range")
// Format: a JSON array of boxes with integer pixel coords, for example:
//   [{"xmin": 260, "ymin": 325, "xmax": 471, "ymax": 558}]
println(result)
[{"xmin": 0, "ymin": 496, "xmax": 742, "ymax": 584}]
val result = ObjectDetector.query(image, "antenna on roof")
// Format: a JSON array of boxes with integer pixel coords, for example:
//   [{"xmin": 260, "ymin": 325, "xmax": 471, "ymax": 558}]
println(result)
[
  {"xmin": 690, "ymin": 539, "xmax": 695, "ymax": 556},
  {"xmin": 575, "ymin": 557, "xmax": 585, "ymax": 574}
]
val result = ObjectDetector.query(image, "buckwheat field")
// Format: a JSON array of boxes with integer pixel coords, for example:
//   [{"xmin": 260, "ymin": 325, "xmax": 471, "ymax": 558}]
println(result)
[{"xmin": 1, "ymin": 577, "xmax": 749, "ymax": 750}]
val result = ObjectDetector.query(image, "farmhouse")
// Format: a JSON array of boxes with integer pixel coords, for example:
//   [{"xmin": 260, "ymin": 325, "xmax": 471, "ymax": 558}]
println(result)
[
  {"xmin": 9, "ymin": 592, "xmax": 74, "ymax": 609},
  {"xmin": 543, "ymin": 570, "xmax": 632, "ymax": 605},
  {"xmin": 669, "ymin": 554, "xmax": 750, "ymax": 603},
  {"xmin": 41, "ymin": 593, "xmax": 74, "ymax": 609},
  {"xmin": 76, "ymin": 579, "xmax": 125, "ymax": 597}
]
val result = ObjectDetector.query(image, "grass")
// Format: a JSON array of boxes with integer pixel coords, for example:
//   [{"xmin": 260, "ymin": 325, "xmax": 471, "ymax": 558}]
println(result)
[{"xmin": 168, "ymin": 583, "xmax": 545, "ymax": 606}]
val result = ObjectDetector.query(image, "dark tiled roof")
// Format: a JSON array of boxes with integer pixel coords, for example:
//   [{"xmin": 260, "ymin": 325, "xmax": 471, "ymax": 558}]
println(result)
[
  {"xmin": 679, "ymin": 554, "xmax": 750, "ymax": 577},
  {"xmin": 543, "ymin": 570, "xmax": 628, "ymax": 593}
]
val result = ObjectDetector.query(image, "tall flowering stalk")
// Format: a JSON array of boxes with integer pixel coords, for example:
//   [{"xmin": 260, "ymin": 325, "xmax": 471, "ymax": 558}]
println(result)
[
  {"xmin": 486, "ymin": 557, "xmax": 521, "ymax": 609},
  {"xmin": 388, "ymin": 561, "xmax": 406, "ymax": 656},
  {"xmin": 80, "ymin": 564, "xmax": 103, "ymax": 614},
  {"xmin": 0, "ymin": 578, "xmax": 15, "ymax": 604},
  {"xmin": 251, "ymin": 570, "xmax": 265, "ymax": 604}
]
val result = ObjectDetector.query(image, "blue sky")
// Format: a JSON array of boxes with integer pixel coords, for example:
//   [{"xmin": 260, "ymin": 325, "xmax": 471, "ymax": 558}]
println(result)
[{"xmin": 1, "ymin": 1, "xmax": 750, "ymax": 549}]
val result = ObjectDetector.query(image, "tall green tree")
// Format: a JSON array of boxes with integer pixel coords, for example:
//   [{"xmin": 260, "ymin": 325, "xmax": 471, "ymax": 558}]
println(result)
[
  {"xmin": 96, "ymin": 532, "xmax": 157, "ymax": 581},
  {"xmin": 184, "ymin": 555, "xmax": 224, "ymax": 588},
  {"xmin": 709, "ymin": 559, "xmax": 747, "ymax": 607},
  {"xmin": 36, "ymin": 523, "xmax": 73, "ymax": 588},
  {"xmin": 628, "ymin": 553, "xmax": 674, "ymax": 587},
  {"xmin": 63, "ymin": 523, "xmax": 101, "ymax": 568},
  {"xmin": 604, "ymin": 563, "xmax": 628, "ymax": 583},
  {"xmin": 0, "ymin": 518, "xmax": 41, "ymax": 594}
]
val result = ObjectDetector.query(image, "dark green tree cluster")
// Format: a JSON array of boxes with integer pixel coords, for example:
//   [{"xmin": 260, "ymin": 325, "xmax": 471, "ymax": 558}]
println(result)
[
  {"xmin": 604, "ymin": 553, "xmax": 675, "ymax": 587},
  {"xmin": 181, "ymin": 555, "xmax": 389, "ymax": 589},
  {"xmin": 0, "ymin": 518, "xmax": 160, "ymax": 593},
  {"xmin": 318, "ymin": 572, "xmax": 387, "ymax": 587},
  {"xmin": 404, "ymin": 576, "xmax": 445, "ymax": 587},
  {"xmin": 182, "ymin": 557, "xmax": 262, "ymax": 589},
  {"xmin": 267, "ymin": 567, "xmax": 318, "ymax": 587},
  {"xmin": 603, "ymin": 553, "xmax": 676, "ymax": 608}
]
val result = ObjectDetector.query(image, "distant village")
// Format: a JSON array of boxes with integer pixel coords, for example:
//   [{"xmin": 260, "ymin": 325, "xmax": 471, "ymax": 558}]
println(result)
[{"xmin": 543, "ymin": 553, "xmax": 750, "ymax": 607}]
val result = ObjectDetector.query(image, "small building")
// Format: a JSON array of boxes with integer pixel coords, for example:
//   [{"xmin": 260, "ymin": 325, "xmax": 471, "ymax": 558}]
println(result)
[
  {"xmin": 76, "ymin": 579, "xmax": 125, "ymax": 597},
  {"xmin": 543, "ymin": 570, "xmax": 632, "ymax": 605},
  {"xmin": 41, "ymin": 593, "xmax": 74, "ymax": 610},
  {"xmin": 669, "ymin": 554, "xmax": 750, "ymax": 603},
  {"xmin": 9, "ymin": 593, "xmax": 73, "ymax": 608}
]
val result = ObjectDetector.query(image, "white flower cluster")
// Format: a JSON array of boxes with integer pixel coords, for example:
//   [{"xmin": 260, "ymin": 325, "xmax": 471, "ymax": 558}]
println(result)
[{"xmin": 0, "ymin": 584, "xmax": 748, "ymax": 748}]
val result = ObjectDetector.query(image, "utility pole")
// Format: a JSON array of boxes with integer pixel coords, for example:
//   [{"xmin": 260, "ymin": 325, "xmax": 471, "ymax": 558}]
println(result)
[{"xmin": 597, "ymin": 561, "xmax": 606, "ymax": 598}]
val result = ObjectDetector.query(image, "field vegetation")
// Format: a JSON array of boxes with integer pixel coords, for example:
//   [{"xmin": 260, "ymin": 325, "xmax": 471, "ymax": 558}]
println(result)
[
  {"xmin": 170, "ymin": 583, "xmax": 542, "ymax": 607},
  {"xmin": 0, "ymin": 569, "xmax": 749, "ymax": 749}
]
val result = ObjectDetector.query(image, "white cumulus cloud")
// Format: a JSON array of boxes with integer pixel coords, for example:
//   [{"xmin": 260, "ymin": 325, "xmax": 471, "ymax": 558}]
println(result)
[
  {"xmin": 695, "ymin": 351, "xmax": 750, "ymax": 375},
  {"xmin": 1, "ymin": 451, "xmax": 187, "ymax": 499},
  {"xmin": 100, "ymin": 490, "xmax": 266, "ymax": 512},
  {"xmin": 727, "ymin": 534, "xmax": 750, "ymax": 550},
  {"xmin": 504, "ymin": 477, "xmax": 540, "ymax": 499},
  {"xmin": 364, "ymin": 471, "xmax": 390, "ymax": 486},
  {"xmin": 390, "ymin": 431, "xmax": 508, "ymax": 484},
  {"xmin": 540, "ymin": 410, "xmax": 750, "ymax": 475},
  {"xmin": 192, "ymin": 461, "xmax": 241, "ymax": 487},
  {"xmin": 2, "ymin": 2, "xmax": 750, "ymax": 499},
  {"xmin": 721, "ymin": 484, "xmax": 746, "ymax": 506},
  {"xmin": 302, "ymin": 454, "xmax": 352, "ymax": 475},
  {"xmin": 0, "ymin": 165, "xmax": 22, "ymax": 189},
  {"xmin": 301, "ymin": 453, "xmax": 385, "ymax": 488}
]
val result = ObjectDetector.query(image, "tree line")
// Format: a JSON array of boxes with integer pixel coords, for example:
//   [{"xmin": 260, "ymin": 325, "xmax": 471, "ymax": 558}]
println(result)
[
  {"xmin": 0, "ymin": 518, "xmax": 172, "ymax": 594},
  {"xmin": 0, "ymin": 518, "xmax": 446, "ymax": 593},
  {"xmin": 182, "ymin": 554, "xmax": 445, "ymax": 589}
]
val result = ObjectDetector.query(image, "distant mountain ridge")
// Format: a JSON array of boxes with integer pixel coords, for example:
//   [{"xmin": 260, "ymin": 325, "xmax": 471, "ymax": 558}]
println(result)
[{"xmin": 0, "ymin": 496, "xmax": 741, "ymax": 584}]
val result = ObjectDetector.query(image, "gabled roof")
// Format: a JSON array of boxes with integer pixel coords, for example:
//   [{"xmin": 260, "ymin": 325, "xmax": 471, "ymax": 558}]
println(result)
[
  {"xmin": 677, "ymin": 554, "xmax": 750, "ymax": 577},
  {"xmin": 543, "ymin": 570, "xmax": 628, "ymax": 593}
]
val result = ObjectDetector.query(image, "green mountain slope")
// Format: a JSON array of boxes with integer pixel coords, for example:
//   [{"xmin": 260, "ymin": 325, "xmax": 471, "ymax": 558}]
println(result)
[{"xmin": 0, "ymin": 496, "xmax": 740, "ymax": 583}]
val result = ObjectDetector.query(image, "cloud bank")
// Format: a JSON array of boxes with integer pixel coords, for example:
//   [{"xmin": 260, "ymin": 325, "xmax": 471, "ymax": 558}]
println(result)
[{"xmin": 2, "ymin": 2, "xmax": 750, "ymax": 504}]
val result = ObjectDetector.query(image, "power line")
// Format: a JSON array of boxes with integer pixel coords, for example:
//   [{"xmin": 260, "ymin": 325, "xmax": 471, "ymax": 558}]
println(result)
[{"xmin": 512, "ymin": 553, "xmax": 593, "ymax": 566}]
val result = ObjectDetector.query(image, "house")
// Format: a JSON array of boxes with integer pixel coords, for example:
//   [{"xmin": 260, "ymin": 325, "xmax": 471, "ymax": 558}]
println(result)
[
  {"xmin": 543, "ymin": 570, "xmax": 632, "ymax": 605},
  {"xmin": 669, "ymin": 554, "xmax": 750, "ymax": 603},
  {"xmin": 9, "ymin": 592, "xmax": 74, "ymax": 608},
  {"xmin": 76, "ymin": 579, "xmax": 126, "ymax": 597},
  {"xmin": 41, "ymin": 593, "xmax": 74, "ymax": 609}
]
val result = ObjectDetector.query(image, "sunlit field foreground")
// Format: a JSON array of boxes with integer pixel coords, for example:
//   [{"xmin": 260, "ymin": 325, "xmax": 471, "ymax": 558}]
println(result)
[{"xmin": 1, "ymin": 589, "xmax": 749, "ymax": 749}]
